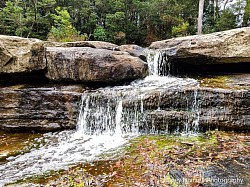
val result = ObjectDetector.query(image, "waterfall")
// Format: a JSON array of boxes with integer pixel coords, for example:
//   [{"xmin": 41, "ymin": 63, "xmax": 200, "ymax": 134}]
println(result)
[
  {"xmin": 182, "ymin": 89, "xmax": 200, "ymax": 136},
  {"xmin": 74, "ymin": 90, "xmax": 147, "ymax": 136},
  {"xmin": 147, "ymin": 47, "xmax": 177, "ymax": 76},
  {"xmin": 0, "ymin": 48, "xmax": 201, "ymax": 186},
  {"xmin": 146, "ymin": 47, "xmax": 200, "ymax": 135},
  {"xmin": 115, "ymin": 100, "xmax": 123, "ymax": 135},
  {"xmin": 72, "ymin": 47, "xmax": 200, "ymax": 136}
]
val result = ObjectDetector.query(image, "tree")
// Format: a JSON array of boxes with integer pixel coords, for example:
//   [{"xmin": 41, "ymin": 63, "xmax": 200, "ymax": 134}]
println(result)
[
  {"xmin": 48, "ymin": 7, "xmax": 86, "ymax": 42},
  {"xmin": 93, "ymin": 26, "xmax": 107, "ymax": 41},
  {"xmin": 105, "ymin": 11, "xmax": 126, "ymax": 44},
  {"xmin": 243, "ymin": 0, "xmax": 250, "ymax": 26},
  {"xmin": 198, "ymin": 0, "xmax": 205, "ymax": 35},
  {"xmin": 0, "ymin": 1, "xmax": 24, "ymax": 36},
  {"xmin": 215, "ymin": 9, "xmax": 236, "ymax": 31},
  {"xmin": 0, "ymin": 0, "xmax": 244, "ymax": 44}
]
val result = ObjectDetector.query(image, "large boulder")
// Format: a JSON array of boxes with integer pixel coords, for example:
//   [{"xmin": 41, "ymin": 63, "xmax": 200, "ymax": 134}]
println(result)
[
  {"xmin": 149, "ymin": 27, "xmax": 250, "ymax": 65},
  {"xmin": 0, "ymin": 85, "xmax": 83, "ymax": 132},
  {"xmin": 0, "ymin": 35, "xmax": 45, "ymax": 74},
  {"xmin": 45, "ymin": 47, "xmax": 148, "ymax": 83}
]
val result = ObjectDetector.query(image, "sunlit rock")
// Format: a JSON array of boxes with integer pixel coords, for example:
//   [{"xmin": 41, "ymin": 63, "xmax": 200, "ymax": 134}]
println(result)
[
  {"xmin": 0, "ymin": 35, "xmax": 45, "ymax": 74},
  {"xmin": 116, "ymin": 44, "xmax": 147, "ymax": 61}
]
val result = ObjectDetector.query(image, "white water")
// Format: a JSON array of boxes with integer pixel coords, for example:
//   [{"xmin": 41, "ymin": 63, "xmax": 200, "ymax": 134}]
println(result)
[{"xmin": 0, "ymin": 49, "xmax": 200, "ymax": 186}]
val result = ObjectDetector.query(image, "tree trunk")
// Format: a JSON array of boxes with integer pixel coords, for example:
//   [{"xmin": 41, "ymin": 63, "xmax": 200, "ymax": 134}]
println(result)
[
  {"xmin": 198, "ymin": 0, "xmax": 205, "ymax": 35},
  {"xmin": 214, "ymin": 0, "xmax": 219, "ymax": 20},
  {"xmin": 243, "ymin": 0, "xmax": 250, "ymax": 27}
]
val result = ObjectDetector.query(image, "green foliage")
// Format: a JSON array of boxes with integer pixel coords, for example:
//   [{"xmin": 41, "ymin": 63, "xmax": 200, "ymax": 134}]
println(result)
[
  {"xmin": 48, "ymin": 7, "xmax": 86, "ymax": 42},
  {"xmin": 215, "ymin": 10, "xmax": 236, "ymax": 31},
  {"xmin": 243, "ymin": 0, "xmax": 250, "ymax": 26},
  {"xmin": 0, "ymin": 0, "xmax": 57, "ymax": 39},
  {"xmin": 172, "ymin": 21, "xmax": 189, "ymax": 37},
  {"xmin": 0, "ymin": 1, "xmax": 24, "ymax": 36},
  {"xmin": 105, "ymin": 11, "xmax": 126, "ymax": 44},
  {"xmin": 0, "ymin": 0, "xmax": 246, "ymax": 44},
  {"xmin": 93, "ymin": 26, "xmax": 107, "ymax": 41}
]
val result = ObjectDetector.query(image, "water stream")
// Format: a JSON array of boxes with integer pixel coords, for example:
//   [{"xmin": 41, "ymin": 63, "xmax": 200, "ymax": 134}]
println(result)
[{"xmin": 0, "ymin": 49, "xmax": 200, "ymax": 186}]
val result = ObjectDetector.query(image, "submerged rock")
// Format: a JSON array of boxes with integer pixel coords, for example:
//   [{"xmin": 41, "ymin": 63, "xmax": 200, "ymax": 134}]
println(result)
[
  {"xmin": 0, "ymin": 35, "xmax": 45, "ymax": 74},
  {"xmin": 0, "ymin": 85, "xmax": 83, "ymax": 132},
  {"xmin": 45, "ymin": 47, "xmax": 148, "ymax": 83}
]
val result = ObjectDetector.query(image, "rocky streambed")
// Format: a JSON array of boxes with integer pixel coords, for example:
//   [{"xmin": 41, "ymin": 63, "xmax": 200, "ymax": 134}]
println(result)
[{"xmin": 4, "ymin": 131, "xmax": 250, "ymax": 187}]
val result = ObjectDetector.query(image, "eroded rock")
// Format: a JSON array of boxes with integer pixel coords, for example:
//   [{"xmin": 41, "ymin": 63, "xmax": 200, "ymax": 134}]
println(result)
[
  {"xmin": 0, "ymin": 85, "xmax": 83, "ymax": 132},
  {"xmin": 116, "ymin": 44, "xmax": 147, "ymax": 61},
  {"xmin": 0, "ymin": 35, "xmax": 45, "ymax": 74},
  {"xmin": 142, "ymin": 87, "xmax": 250, "ymax": 132}
]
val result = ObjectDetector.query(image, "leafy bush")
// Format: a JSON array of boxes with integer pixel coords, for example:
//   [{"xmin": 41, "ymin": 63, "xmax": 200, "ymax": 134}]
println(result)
[
  {"xmin": 93, "ymin": 26, "xmax": 107, "ymax": 41},
  {"xmin": 172, "ymin": 21, "xmax": 189, "ymax": 37},
  {"xmin": 48, "ymin": 7, "xmax": 87, "ymax": 42}
]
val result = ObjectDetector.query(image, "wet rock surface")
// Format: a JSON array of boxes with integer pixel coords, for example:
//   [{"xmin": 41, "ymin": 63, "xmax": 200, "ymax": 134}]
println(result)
[
  {"xmin": 0, "ymin": 30, "xmax": 249, "ymax": 132},
  {"xmin": 45, "ymin": 47, "xmax": 148, "ymax": 83},
  {"xmin": 0, "ymin": 85, "xmax": 83, "ymax": 132},
  {"xmin": 78, "ymin": 75, "xmax": 249, "ymax": 133},
  {"xmin": 9, "ymin": 132, "xmax": 248, "ymax": 187},
  {"xmin": 142, "ymin": 88, "xmax": 249, "ymax": 131}
]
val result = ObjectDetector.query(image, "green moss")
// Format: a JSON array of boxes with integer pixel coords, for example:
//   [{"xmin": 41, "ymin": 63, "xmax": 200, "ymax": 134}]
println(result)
[
  {"xmin": 197, "ymin": 74, "xmax": 250, "ymax": 90},
  {"xmin": 199, "ymin": 75, "xmax": 231, "ymax": 89}
]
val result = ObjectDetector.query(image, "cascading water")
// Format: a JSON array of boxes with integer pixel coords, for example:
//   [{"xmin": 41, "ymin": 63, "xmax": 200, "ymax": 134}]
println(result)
[
  {"xmin": 147, "ymin": 47, "xmax": 177, "ymax": 76},
  {"xmin": 0, "ymin": 48, "xmax": 200, "ymax": 186}
]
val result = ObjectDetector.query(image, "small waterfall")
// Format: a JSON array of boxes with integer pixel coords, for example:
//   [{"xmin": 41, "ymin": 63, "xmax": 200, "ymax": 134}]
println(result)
[
  {"xmin": 146, "ymin": 47, "xmax": 201, "ymax": 135},
  {"xmin": 147, "ymin": 47, "xmax": 177, "ymax": 76},
  {"xmin": 182, "ymin": 89, "xmax": 201, "ymax": 136},
  {"xmin": 115, "ymin": 100, "xmax": 123, "ymax": 135},
  {"xmin": 0, "ymin": 47, "xmax": 201, "ymax": 186},
  {"xmin": 74, "ymin": 90, "xmax": 148, "ymax": 136}
]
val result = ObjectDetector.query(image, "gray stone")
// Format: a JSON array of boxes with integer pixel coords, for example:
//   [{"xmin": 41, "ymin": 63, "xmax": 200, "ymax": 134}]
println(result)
[
  {"xmin": 45, "ymin": 40, "xmax": 118, "ymax": 50},
  {"xmin": 45, "ymin": 47, "xmax": 148, "ymax": 83},
  {"xmin": 0, "ymin": 85, "xmax": 83, "ymax": 132},
  {"xmin": 149, "ymin": 27, "xmax": 250, "ymax": 64},
  {"xmin": 116, "ymin": 44, "xmax": 147, "ymax": 61}
]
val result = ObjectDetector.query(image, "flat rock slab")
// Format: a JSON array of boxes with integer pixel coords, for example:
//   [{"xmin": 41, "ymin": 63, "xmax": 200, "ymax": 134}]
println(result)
[
  {"xmin": 0, "ymin": 85, "xmax": 84, "ymax": 132},
  {"xmin": 149, "ymin": 27, "xmax": 250, "ymax": 64},
  {"xmin": 45, "ymin": 47, "xmax": 148, "ymax": 83},
  {"xmin": 45, "ymin": 40, "xmax": 118, "ymax": 50}
]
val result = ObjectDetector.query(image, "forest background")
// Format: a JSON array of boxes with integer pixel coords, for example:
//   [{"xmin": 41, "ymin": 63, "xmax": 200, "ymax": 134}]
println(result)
[{"xmin": 0, "ymin": 0, "xmax": 249, "ymax": 46}]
